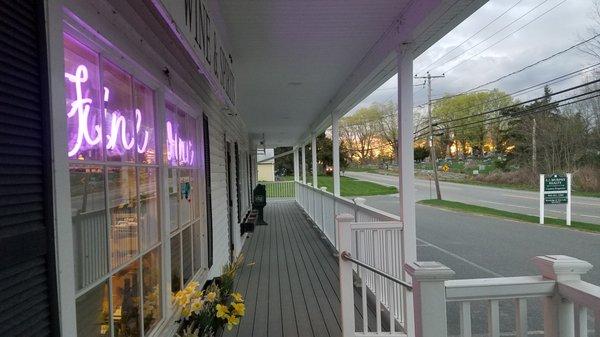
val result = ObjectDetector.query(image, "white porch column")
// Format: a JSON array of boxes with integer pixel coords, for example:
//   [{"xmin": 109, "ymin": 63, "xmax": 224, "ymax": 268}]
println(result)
[
  {"xmin": 293, "ymin": 147, "xmax": 300, "ymax": 182},
  {"xmin": 397, "ymin": 49, "xmax": 416, "ymax": 263},
  {"xmin": 332, "ymin": 114, "xmax": 341, "ymax": 197},
  {"xmin": 302, "ymin": 144, "xmax": 307, "ymax": 184},
  {"xmin": 312, "ymin": 135, "xmax": 318, "ymax": 187}
]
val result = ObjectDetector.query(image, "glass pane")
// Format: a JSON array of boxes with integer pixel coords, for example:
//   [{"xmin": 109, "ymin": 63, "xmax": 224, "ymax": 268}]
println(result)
[
  {"xmin": 192, "ymin": 219, "xmax": 203, "ymax": 272},
  {"xmin": 139, "ymin": 167, "xmax": 159, "ymax": 250},
  {"xmin": 182, "ymin": 227, "xmax": 193, "ymax": 284},
  {"xmin": 133, "ymin": 80, "xmax": 156, "ymax": 164},
  {"xmin": 142, "ymin": 248, "xmax": 161, "ymax": 334},
  {"xmin": 108, "ymin": 166, "xmax": 138, "ymax": 269},
  {"xmin": 103, "ymin": 59, "xmax": 135, "ymax": 162},
  {"xmin": 165, "ymin": 103, "xmax": 178, "ymax": 166},
  {"xmin": 112, "ymin": 261, "xmax": 141, "ymax": 337},
  {"xmin": 76, "ymin": 281, "xmax": 110, "ymax": 337},
  {"xmin": 64, "ymin": 34, "xmax": 103, "ymax": 161},
  {"xmin": 186, "ymin": 115, "xmax": 197, "ymax": 167},
  {"xmin": 170, "ymin": 235, "xmax": 181, "ymax": 293},
  {"xmin": 177, "ymin": 111, "xmax": 192, "ymax": 166},
  {"xmin": 168, "ymin": 168, "xmax": 178, "ymax": 231},
  {"xmin": 70, "ymin": 165, "xmax": 108, "ymax": 290},
  {"xmin": 191, "ymin": 169, "xmax": 201, "ymax": 221},
  {"xmin": 179, "ymin": 169, "xmax": 191, "ymax": 225}
]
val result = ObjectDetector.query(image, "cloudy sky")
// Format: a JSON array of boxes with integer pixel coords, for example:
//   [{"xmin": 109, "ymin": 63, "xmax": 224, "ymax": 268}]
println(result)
[{"xmin": 347, "ymin": 0, "xmax": 600, "ymax": 115}]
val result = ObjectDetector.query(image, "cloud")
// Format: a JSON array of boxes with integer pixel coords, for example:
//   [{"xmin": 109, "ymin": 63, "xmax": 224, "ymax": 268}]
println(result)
[{"xmin": 347, "ymin": 0, "xmax": 599, "ymax": 116}]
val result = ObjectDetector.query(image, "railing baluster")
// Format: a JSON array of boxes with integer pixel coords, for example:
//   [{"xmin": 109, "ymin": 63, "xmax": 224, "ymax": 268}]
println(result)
[
  {"xmin": 374, "ymin": 230, "xmax": 382, "ymax": 333},
  {"xmin": 579, "ymin": 306, "xmax": 587, "ymax": 337},
  {"xmin": 488, "ymin": 299, "xmax": 500, "ymax": 337},
  {"xmin": 515, "ymin": 298, "xmax": 528, "ymax": 337},
  {"xmin": 460, "ymin": 301, "xmax": 472, "ymax": 337}
]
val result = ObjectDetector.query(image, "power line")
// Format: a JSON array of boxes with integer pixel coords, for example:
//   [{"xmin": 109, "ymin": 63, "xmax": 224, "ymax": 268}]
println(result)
[
  {"xmin": 419, "ymin": 31, "xmax": 600, "ymax": 105},
  {"xmin": 411, "ymin": 64, "xmax": 600, "ymax": 135},
  {"xmin": 441, "ymin": 0, "xmax": 567, "ymax": 74},
  {"xmin": 413, "ymin": 88, "xmax": 600, "ymax": 140},
  {"xmin": 426, "ymin": 0, "xmax": 551, "ymax": 74},
  {"xmin": 416, "ymin": 0, "xmax": 525, "ymax": 75}
]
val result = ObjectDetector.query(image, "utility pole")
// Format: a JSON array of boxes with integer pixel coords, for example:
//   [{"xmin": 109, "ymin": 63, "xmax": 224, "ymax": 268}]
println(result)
[
  {"xmin": 532, "ymin": 118, "xmax": 537, "ymax": 174},
  {"xmin": 415, "ymin": 72, "xmax": 444, "ymax": 200}
]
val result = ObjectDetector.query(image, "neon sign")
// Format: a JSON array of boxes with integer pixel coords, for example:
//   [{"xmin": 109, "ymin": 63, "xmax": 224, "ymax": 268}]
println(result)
[
  {"xmin": 166, "ymin": 120, "xmax": 195, "ymax": 166},
  {"xmin": 65, "ymin": 64, "xmax": 150, "ymax": 158}
]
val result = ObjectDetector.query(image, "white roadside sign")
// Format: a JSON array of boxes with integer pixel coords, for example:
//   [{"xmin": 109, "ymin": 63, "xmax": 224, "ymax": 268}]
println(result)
[{"xmin": 539, "ymin": 173, "xmax": 572, "ymax": 226}]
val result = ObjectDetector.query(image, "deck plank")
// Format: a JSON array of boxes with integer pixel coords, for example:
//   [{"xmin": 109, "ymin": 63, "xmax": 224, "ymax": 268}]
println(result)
[{"xmin": 224, "ymin": 201, "xmax": 380, "ymax": 337}]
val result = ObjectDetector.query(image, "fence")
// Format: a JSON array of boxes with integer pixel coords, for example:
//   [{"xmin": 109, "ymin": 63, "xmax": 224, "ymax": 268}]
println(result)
[{"xmin": 262, "ymin": 180, "xmax": 295, "ymax": 199}]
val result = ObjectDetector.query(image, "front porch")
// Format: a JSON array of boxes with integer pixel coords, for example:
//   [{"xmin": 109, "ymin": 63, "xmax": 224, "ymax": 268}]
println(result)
[{"xmin": 224, "ymin": 201, "xmax": 381, "ymax": 337}]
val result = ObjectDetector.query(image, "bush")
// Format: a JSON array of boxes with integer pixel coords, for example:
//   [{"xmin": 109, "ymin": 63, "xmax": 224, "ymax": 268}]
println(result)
[
  {"xmin": 573, "ymin": 166, "xmax": 600, "ymax": 193},
  {"xmin": 493, "ymin": 158, "xmax": 508, "ymax": 171}
]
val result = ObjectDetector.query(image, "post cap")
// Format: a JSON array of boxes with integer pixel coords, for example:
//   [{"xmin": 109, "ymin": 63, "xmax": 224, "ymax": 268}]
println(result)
[
  {"xmin": 336, "ymin": 213, "xmax": 354, "ymax": 222},
  {"xmin": 354, "ymin": 197, "xmax": 366, "ymax": 205},
  {"xmin": 405, "ymin": 261, "xmax": 455, "ymax": 281},
  {"xmin": 533, "ymin": 255, "xmax": 593, "ymax": 281}
]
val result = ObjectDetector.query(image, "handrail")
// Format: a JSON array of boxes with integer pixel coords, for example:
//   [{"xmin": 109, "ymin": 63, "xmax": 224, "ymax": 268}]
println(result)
[
  {"xmin": 445, "ymin": 276, "xmax": 555, "ymax": 301},
  {"xmin": 341, "ymin": 251, "xmax": 413, "ymax": 291}
]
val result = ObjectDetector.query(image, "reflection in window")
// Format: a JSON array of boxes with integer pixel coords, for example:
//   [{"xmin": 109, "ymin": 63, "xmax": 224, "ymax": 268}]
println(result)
[
  {"xmin": 70, "ymin": 165, "xmax": 108, "ymax": 290},
  {"xmin": 139, "ymin": 167, "xmax": 159, "ymax": 250},
  {"xmin": 168, "ymin": 168, "xmax": 178, "ymax": 232},
  {"xmin": 142, "ymin": 248, "xmax": 161, "ymax": 334},
  {"xmin": 102, "ymin": 59, "xmax": 135, "ymax": 163},
  {"xmin": 179, "ymin": 169, "xmax": 191, "ymax": 225},
  {"xmin": 108, "ymin": 166, "xmax": 138, "ymax": 269},
  {"xmin": 182, "ymin": 227, "xmax": 193, "ymax": 284},
  {"xmin": 170, "ymin": 235, "xmax": 181, "ymax": 292},
  {"xmin": 76, "ymin": 281, "xmax": 110, "ymax": 337},
  {"xmin": 112, "ymin": 261, "xmax": 141, "ymax": 337},
  {"xmin": 64, "ymin": 34, "xmax": 103, "ymax": 161},
  {"xmin": 133, "ymin": 80, "xmax": 156, "ymax": 164}
]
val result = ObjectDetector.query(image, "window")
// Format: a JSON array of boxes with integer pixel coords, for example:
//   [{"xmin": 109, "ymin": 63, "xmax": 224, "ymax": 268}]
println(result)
[
  {"xmin": 165, "ymin": 100, "xmax": 203, "ymax": 292},
  {"xmin": 65, "ymin": 34, "xmax": 161, "ymax": 337},
  {"xmin": 234, "ymin": 142, "xmax": 241, "ymax": 223}
]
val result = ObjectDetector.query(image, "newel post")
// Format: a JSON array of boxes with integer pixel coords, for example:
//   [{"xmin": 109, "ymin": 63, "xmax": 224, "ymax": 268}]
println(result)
[
  {"xmin": 337, "ymin": 214, "xmax": 355, "ymax": 337},
  {"xmin": 405, "ymin": 261, "xmax": 455, "ymax": 337},
  {"xmin": 533, "ymin": 255, "xmax": 593, "ymax": 337}
]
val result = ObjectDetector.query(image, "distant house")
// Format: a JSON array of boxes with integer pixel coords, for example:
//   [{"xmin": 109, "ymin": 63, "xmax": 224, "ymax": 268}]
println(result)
[{"xmin": 257, "ymin": 149, "xmax": 275, "ymax": 181}]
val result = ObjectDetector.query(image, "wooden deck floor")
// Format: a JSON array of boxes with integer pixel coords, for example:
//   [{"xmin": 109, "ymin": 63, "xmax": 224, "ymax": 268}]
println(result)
[{"xmin": 223, "ymin": 201, "xmax": 376, "ymax": 337}]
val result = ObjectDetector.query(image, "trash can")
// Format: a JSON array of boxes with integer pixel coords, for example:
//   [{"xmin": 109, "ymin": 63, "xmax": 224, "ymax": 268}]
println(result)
[{"xmin": 252, "ymin": 184, "xmax": 268, "ymax": 225}]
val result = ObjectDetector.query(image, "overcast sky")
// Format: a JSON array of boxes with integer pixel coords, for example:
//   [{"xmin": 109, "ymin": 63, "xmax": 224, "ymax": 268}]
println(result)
[{"xmin": 347, "ymin": 0, "xmax": 599, "ymax": 115}]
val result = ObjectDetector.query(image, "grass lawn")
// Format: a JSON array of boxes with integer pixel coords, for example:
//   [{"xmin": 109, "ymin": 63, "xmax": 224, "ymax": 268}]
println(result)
[
  {"xmin": 270, "ymin": 175, "xmax": 397, "ymax": 197},
  {"xmin": 418, "ymin": 199, "xmax": 600, "ymax": 233}
]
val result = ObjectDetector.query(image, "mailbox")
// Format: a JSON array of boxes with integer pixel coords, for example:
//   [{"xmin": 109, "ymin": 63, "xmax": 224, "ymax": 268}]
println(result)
[{"xmin": 252, "ymin": 184, "xmax": 268, "ymax": 225}]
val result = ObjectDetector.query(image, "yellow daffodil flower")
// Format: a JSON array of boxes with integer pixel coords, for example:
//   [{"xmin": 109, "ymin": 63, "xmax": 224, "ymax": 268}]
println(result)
[
  {"xmin": 216, "ymin": 304, "xmax": 229, "ymax": 318},
  {"xmin": 190, "ymin": 299, "xmax": 204, "ymax": 314},
  {"xmin": 231, "ymin": 292, "xmax": 244, "ymax": 303},
  {"xmin": 226, "ymin": 314, "xmax": 240, "ymax": 330},
  {"xmin": 231, "ymin": 302, "xmax": 245, "ymax": 316},
  {"xmin": 181, "ymin": 307, "xmax": 191, "ymax": 318},
  {"xmin": 206, "ymin": 291, "xmax": 217, "ymax": 302}
]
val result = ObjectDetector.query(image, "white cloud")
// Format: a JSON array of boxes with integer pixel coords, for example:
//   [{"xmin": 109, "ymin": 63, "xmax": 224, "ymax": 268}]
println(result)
[{"xmin": 346, "ymin": 0, "xmax": 599, "ymax": 116}]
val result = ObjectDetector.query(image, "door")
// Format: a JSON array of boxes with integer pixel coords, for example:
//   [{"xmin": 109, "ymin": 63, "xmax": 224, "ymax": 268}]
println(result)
[
  {"xmin": 225, "ymin": 139, "xmax": 235, "ymax": 262},
  {"xmin": 0, "ymin": 1, "xmax": 59, "ymax": 335}
]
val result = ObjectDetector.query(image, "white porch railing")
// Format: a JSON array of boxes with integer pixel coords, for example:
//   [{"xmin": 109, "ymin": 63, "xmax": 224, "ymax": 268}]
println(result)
[
  {"xmin": 407, "ymin": 255, "xmax": 600, "ymax": 337},
  {"xmin": 296, "ymin": 181, "xmax": 410, "ymax": 336},
  {"xmin": 262, "ymin": 180, "xmax": 295, "ymax": 199}
]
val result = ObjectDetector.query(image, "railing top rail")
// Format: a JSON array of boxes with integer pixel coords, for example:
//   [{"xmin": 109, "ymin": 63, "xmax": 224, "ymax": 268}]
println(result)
[
  {"xmin": 350, "ymin": 221, "xmax": 403, "ymax": 230},
  {"xmin": 295, "ymin": 181, "xmax": 400, "ymax": 221},
  {"xmin": 341, "ymin": 251, "xmax": 413, "ymax": 291},
  {"xmin": 445, "ymin": 276, "xmax": 555, "ymax": 301},
  {"xmin": 558, "ymin": 280, "xmax": 600, "ymax": 311}
]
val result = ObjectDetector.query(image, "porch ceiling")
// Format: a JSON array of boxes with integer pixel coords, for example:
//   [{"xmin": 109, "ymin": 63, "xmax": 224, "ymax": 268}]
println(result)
[{"xmin": 218, "ymin": 0, "xmax": 486, "ymax": 147}]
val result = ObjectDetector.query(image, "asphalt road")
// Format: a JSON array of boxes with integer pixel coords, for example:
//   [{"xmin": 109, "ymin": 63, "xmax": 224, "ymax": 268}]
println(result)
[
  {"xmin": 345, "ymin": 171, "xmax": 600, "ymax": 225},
  {"xmin": 360, "ymin": 194, "xmax": 600, "ymax": 335}
]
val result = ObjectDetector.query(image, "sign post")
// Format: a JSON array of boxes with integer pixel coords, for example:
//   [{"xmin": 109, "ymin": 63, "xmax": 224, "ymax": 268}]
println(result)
[{"xmin": 540, "ymin": 173, "xmax": 571, "ymax": 226}]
